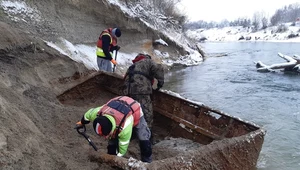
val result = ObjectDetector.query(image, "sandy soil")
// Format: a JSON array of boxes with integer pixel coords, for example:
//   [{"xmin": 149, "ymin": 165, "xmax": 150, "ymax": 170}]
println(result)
[
  {"xmin": 0, "ymin": 20, "xmax": 202, "ymax": 170},
  {"xmin": 0, "ymin": 1, "xmax": 264, "ymax": 169}
]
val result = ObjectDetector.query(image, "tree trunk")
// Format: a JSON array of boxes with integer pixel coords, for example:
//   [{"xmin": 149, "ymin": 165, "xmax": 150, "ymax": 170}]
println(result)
[{"xmin": 255, "ymin": 53, "xmax": 300, "ymax": 73}]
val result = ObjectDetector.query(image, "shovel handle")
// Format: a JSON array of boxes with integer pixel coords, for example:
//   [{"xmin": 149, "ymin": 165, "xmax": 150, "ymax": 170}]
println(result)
[
  {"xmin": 113, "ymin": 50, "xmax": 118, "ymax": 72},
  {"xmin": 81, "ymin": 132, "xmax": 98, "ymax": 151},
  {"xmin": 76, "ymin": 126, "xmax": 98, "ymax": 151}
]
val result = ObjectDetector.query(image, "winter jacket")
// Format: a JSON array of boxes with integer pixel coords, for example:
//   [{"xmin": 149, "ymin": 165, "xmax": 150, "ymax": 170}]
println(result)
[
  {"xmin": 123, "ymin": 54, "xmax": 165, "ymax": 95},
  {"xmin": 81, "ymin": 96, "xmax": 144, "ymax": 156}
]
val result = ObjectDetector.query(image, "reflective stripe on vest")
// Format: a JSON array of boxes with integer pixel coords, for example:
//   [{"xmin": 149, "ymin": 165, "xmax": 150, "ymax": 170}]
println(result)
[
  {"xmin": 99, "ymin": 96, "xmax": 141, "ymax": 127},
  {"xmin": 102, "ymin": 32, "xmax": 113, "ymax": 44},
  {"xmin": 96, "ymin": 32, "xmax": 113, "ymax": 57}
]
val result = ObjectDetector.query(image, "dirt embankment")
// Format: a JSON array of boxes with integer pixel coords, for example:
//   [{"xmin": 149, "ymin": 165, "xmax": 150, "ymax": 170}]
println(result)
[
  {"xmin": 0, "ymin": 0, "xmax": 188, "ymax": 60},
  {"xmin": 0, "ymin": 20, "xmax": 202, "ymax": 169},
  {"xmin": 0, "ymin": 21, "xmax": 106, "ymax": 169},
  {"xmin": 0, "ymin": 1, "xmax": 201, "ymax": 169}
]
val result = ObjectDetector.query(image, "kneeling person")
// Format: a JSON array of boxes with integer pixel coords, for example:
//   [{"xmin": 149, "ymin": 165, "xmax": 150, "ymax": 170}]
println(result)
[{"xmin": 75, "ymin": 96, "xmax": 152, "ymax": 163}]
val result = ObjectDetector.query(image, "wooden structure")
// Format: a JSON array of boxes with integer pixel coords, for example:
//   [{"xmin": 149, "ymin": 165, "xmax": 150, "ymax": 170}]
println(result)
[{"xmin": 58, "ymin": 72, "xmax": 266, "ymax": 170}]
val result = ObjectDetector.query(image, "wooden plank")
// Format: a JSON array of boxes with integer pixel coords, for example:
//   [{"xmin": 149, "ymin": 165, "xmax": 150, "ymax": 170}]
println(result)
[{"xmin": 155, "ymin": 107, "xmax": 222, "ymax": 140}]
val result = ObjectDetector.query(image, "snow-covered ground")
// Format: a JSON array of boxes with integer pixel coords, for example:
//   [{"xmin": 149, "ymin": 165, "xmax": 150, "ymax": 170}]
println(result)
[
  {"xmin": 0, "ymin": 0, "xmax": 203, "ymax": 74},
  {"xmin": 186, "ymin": 22, "xmax": 300, "ymax": 42},
  {"xmin": 45, "ymin": 37, "xmax": 204, "ymax": 75},
  {"xmin": 46, "ymin": 38, "xmax": 134, "ymax": 72},
  {"xmin": 2, "ymin": 0, "xmax": 299, "ymax": 75}
]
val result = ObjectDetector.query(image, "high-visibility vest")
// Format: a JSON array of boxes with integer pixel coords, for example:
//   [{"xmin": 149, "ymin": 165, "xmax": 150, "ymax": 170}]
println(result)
[
  {"xmin": 98, "ymin": 96, "xmax": 142, "ymax": 130},
  {"xmin": 96, "ymin": 28, "xmax": 117, "ymax": 57}
]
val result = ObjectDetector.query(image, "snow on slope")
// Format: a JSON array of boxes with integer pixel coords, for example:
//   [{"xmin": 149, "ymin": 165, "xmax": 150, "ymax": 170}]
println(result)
[{"xmin": 186, "ymin": 23, "xmax": 300, "ymax": 42}]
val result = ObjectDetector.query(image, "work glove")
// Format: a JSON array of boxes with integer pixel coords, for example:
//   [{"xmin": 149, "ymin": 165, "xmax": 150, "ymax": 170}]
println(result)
[
  {"xmin": 111, "ymin": 59, "xmax": 117, "ymax": 65},
  {"xmin": 115, "ymin": 45, "xmax": 121, "ymax": 51},
  {"xmin": 74, "ymin": 121, "xmax": 85, "ymax": 131},
  {"xmin": 156, "ymin": 81, "xmax": 164, "ymax": 91},
  {"xmin": 111, "ymin": 45, "xmax": 120, "ymax": 52},
  {"xmin": 107, "ymin": 144, "xmax": 117, "ymax": 155}
]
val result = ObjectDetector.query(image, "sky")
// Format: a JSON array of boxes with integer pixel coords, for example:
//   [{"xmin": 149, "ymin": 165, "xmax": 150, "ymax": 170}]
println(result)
[{"xmin": 180, "ymin": 0, "xmax": 300, "ymax": 22}]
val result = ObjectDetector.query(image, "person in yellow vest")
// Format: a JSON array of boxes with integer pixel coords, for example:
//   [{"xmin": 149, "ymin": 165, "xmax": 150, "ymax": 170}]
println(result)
[
  {"xmin": 96, "ymin": 28, "xmax": 121, "ymax": 72},
  {"xmin": 75, "ymin": 96, "xmax": 152, "ymax": 163}
]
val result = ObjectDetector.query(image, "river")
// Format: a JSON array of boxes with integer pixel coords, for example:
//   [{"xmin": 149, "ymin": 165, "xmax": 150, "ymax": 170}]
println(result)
[{"xmin": 164, "ymin": 42, "xmax": 300, "ymax": 170}]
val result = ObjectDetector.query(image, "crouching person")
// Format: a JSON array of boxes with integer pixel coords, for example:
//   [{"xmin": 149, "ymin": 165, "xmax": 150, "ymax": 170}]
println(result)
[{"xmin": 75, "ymin": 96, "xmax": 152, "ymax": 163}]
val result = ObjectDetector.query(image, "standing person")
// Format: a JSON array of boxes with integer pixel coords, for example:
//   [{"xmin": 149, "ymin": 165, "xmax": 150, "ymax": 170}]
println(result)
[
  {"xmin": 75, "ymin": 96, "xmax": 152, "ymax": 163},
  {"xmin": 122, "ymin": 53, "xmax": 164, "ymax": 129},
  {"xmin": 96, "ymin": 27, "xmax": 121, "ymax": 72}
]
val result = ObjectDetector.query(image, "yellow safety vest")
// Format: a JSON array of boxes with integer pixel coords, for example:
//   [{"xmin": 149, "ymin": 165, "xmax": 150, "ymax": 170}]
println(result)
[{"xmin": 96, "ymin": 33, "xmax": 113, "ymax": 57}]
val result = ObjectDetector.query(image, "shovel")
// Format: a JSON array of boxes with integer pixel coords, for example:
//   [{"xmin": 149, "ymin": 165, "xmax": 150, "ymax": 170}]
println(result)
[
  {"xmin": 112, "ymin": 50, "xmax": 118, "ymax": 72},
  {"xmin": 76, "ymin": 126, "xmax": 98, "ymax": 151}
]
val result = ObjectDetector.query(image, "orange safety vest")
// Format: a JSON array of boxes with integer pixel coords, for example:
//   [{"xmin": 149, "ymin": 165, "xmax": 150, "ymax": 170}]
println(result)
[
  {"xmin": 98, "ymin": 96, "xmax": 142, "ymax": 129},
  {"xmin": 96, "ymin": 28, "xmax": 117, "ymax": 57}
]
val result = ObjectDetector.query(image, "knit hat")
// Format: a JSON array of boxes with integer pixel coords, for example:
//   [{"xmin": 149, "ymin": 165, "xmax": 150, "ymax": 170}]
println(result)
[
  {"xmin": 112, "ymin": 28, "xmax": 121, "ymax": 37},
  {"xmin": 93, "ymin": 116, "xmax": 112, "ymax": 136}
]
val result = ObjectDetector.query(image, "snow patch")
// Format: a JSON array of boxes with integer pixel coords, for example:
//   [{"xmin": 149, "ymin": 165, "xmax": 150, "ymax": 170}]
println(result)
[
  {"xmin": 187, "ymin": 25, "xmax": 300, "ymax": 42},
  {"xmin": 127, "ymin": 157, "xmax": 146, "ymax": 169},
  {"xmin": 1, "ymin": 0, "xmax": 42, "ymax": 22},
  {"xmin": 154, "ymin": 38, "xmax": 168, "ymax": 46}
]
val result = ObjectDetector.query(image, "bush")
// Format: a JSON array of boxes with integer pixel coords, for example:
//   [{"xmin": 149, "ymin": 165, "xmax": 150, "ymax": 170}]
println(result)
[
  {"xmin": 121, "ymin": 0, "xmax": 187, "ymax": 26},
  {"xmin": 287, "ymin": 33, "xmax": 299, "ymax": 38},
  {"xmin": 276, "ymin": 24, "xmax": 288, "ymax": 33}
]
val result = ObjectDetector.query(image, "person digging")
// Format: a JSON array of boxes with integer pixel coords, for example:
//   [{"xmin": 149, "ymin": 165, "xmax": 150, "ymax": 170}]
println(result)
[{"xmin": 75, "ymin": 96, "xmax": 152, "ymax": 163}]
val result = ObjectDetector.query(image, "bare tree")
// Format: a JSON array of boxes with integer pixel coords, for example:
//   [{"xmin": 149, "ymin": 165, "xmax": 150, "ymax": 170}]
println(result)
[
  {"xmin": 260, "ymin": 11, "xmax": 269, "ymax": 29},
  {"xmin": 252, "ymin": 11, "xmax": 261, "ymax": 31},
  {"xmin": 270, "ymin": 10, "xmax": 281, "ymax": 26},
  {"xmin": 270, "ymin": 3, "xmax": 300, "ymax": 25}
]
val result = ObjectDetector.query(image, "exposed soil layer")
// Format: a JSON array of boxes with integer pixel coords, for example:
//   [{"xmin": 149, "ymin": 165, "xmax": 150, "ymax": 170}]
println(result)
[
  {"xmin": 0, "ymin": 0, "xmax": 265, "ymax": 168},
  {"xmin": 0, "ymin": 21, "xmax": 203, "ymax": 170}
]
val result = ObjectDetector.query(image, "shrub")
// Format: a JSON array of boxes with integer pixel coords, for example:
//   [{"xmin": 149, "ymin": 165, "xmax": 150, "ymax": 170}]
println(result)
[
  {"xmin": 121, "ymin": 0, "xmax": 187, "ymax": 26},
  {"xmin": 287, "ymin": 33, "xmax": 299, "ymax": 38},
  {"xmin": 276, "ymin": 24, "xmax": 288, "ymax": 33}
]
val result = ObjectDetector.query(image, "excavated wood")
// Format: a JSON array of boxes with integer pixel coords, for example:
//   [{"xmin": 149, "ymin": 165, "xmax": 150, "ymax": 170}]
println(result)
[
  {"xmin": 93, "ymin": 129, "xmax": 265, "ymax": 170},
  {"xmin": 155, "ymin": 107, "xmax": 222, "ymax": 140},
  {"xmin": 57, "ymin": 72, "xmax": 265, "ymax": 170}
]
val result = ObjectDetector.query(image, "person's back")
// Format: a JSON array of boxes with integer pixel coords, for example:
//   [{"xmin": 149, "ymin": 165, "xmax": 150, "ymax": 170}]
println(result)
[
  {"xmin": 122, "ymin": 53, "xmax": 164, "ymax": 130},
  {"xmin": 123, "ymin": 54, "xmax": 164, "ymax": 95},
  {"xmin": 96, "ymin": 27, "xmax": 121, "ymax": 72},
  {"xmin": 75, "ymin": 96, "xmax": 152, "ymax": 162}
]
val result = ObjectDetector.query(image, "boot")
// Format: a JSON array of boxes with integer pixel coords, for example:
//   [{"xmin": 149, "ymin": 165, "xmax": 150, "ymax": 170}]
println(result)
[{"xmin": 139, "ymin": 140, "xmax": 152, "ymax": 163}]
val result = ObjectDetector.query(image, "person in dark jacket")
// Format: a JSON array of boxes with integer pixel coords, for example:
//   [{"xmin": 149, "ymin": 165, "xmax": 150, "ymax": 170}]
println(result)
[
  {"xmin": 96, "ymin": 27, "xmax": 121, "ymax": 72},
  {"xmin": 122, "ymin": 53, "xmax": 164, "ymax": 130}
]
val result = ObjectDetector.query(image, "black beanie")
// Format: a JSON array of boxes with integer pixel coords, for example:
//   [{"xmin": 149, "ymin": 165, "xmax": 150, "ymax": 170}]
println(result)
[
  {"xmin": 93, "ymin": 116, "xmax": 112, "ymax": 136},
  {"xmin": 112, "ymin": 28, "xmax": 121, "ymax": 37}
]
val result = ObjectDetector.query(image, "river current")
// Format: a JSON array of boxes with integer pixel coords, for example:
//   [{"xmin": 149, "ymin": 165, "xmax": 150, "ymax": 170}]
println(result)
[{"xmin": 164, "ymin": 42, "xmax": 300, "ymax": 170}]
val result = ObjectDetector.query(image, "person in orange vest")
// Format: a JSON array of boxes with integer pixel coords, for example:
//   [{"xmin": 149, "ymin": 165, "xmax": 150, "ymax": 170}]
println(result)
[
  {"xmin": 96, "ymin": 28, "xmax": 121, "ymax": 72},
  {"xmin": 75, "ymin": 96, "xmax": 152, "ymax": 163}
]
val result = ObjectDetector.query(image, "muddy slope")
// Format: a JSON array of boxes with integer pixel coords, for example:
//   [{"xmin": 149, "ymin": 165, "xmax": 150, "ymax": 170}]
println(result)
[
  {"xmin": 0, "ymin": 20, "xmax": 198, "ymax": 170},
  {"xmin": 0, "ymin": 1, "xmax": 203, "ymax": 169},
  {"xmin": 0, "ymin": 21, "xmax": 102, "ymax": 169},
  {"xmin": 0, "ymin": 0, "xmax": 189, "ymax": 58}
]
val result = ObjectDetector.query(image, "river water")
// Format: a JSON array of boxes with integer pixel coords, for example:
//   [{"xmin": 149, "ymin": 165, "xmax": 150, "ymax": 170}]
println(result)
[{"xmin": 164, "ymin": 42, "xmax": 300, "ymax": 170}]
